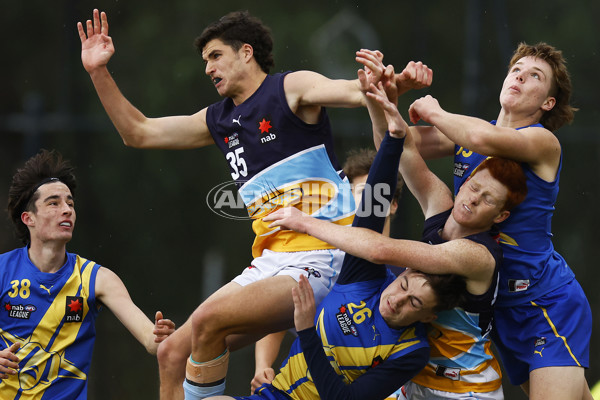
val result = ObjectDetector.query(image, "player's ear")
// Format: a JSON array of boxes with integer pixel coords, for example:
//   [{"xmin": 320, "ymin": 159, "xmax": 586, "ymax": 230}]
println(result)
[
  {"xmin": 240, "ymin": 43, "xmax": 254, "ymax": 63},
  {"xmin": 493, "ymin": 210, "xmax": 510, "ymax": 224}
]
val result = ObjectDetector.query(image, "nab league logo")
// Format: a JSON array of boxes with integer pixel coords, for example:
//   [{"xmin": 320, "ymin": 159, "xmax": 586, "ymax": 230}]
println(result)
[
  {"xmin": 224, "ymin": 132, "xmax": 240, "ymax": 149},
  {"xmin": 454, "ymin": 161, "xmax": 470, "ymax": 178},
  {"xmin": 65, "ymin": 296, "xmax": 84, "ymax": 323},
  {"xmin": 4, "ymin": 302, "xmax": 36, "ymax": 319},
  {"xmin": 336, "ymin": 305, "xmax": 358, "ymax": 337}
]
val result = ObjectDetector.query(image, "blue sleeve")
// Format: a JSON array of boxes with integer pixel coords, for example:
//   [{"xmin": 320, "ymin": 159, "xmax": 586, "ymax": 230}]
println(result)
[
  {"xmin": 298, "ymin": 327, "xmax": 428, "ymax": 400},
  {"xmin": 337, "ymin": 133, "xmax": 405, "ymax": 285}
]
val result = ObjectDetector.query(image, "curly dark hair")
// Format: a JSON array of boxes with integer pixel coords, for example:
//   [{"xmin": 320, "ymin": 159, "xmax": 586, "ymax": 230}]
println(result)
[
  {"xmin": 194, "ymin": 10, "xmax": 274, "ymax": 74},
  {"xmin": 7, "ymin": 149, "xmax": 76, "ymax": 244}
]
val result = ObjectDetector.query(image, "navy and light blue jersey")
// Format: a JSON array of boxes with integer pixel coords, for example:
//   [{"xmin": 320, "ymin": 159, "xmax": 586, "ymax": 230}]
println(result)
[
  {"xmin": 452, "ymin": 121, "xmax": 574, "ymax": 306},
  {"xmin": 206, "ymin": 72, "xmax": 355, "ymax": 258},
  {"xmin": 0, "ymin": 246, "xmax": 101, "ymax": 399},
  {"xmin": 411, "ymin": 210, "xmax": 503, "ymax": 392}
]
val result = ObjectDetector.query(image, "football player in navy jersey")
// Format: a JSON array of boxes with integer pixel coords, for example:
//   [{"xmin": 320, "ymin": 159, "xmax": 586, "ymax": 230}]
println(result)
[
  {"xmin": 78, "ymin": 9, "xmax": 432, "ymax": 400},
  {"xmin": 0, "ymin": 150, "xmax": 174, "ymax": 399}
]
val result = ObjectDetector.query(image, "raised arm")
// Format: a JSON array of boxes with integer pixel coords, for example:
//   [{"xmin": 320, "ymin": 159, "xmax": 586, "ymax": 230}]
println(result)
[
  {"xmin": 95, "ymin": 267, "xmax": 175, "ymax": 355},
  {"xmin": 409, "ymin": 95, "xmax": 561, "ymax": 180},
  {"xmin": 78, "ymin": 9, "xmax": 214, "ymax": 149},
  {"xmin": 365, "ymin": 77, "xmax": 453, "ymax": 219}
]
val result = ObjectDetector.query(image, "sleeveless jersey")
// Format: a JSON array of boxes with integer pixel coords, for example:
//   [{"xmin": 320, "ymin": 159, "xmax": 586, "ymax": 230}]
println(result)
[
  {"xmin": 452, "ymin": 121, "xmax": 574, "ymax": 306},
  {"xmin": 410, "ymin": 210, "xmax": 503, "ymax": 393},
  {"xmin": 269, "ymin": 133, "xmax": 428, "ymax": 399},
  {"xmin": 206, "ymin": 72, "xmax": 355, "ymax": 258},
  {"xmin": 0, "ymin": 247, "xmax": 101, "ymax": 400},
  {"xmin": 271, "ymin": 273, "xmax": 429, "ymax": 400}
]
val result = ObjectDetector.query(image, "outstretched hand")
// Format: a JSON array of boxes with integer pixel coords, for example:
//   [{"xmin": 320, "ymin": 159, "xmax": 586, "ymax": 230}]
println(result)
[
  {"xmin": 153, "ymin": 311, "xmax": 176, "ymax": 343},
  {"xmin": 356, "ymin": 49, "xmax": 385, "ymax": 92},
  {"xmin": 78, "ymin": 9, "xmax": 115, "ymax": 73},
  {"xmin": 292, "ymin": 275, "xmax": 316, "ymax": 332},
  {"xmin": 367, "ymin": 81, "xmax": 409, "ymax": 138},
  {"xmin": 0, "ymin": 342, "xmax": 20, "ymax": 379}
]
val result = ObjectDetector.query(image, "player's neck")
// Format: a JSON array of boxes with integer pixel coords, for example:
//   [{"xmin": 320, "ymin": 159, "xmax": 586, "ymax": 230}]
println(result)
[
  {"xmin": 231, "ymin": 70, "xmax": 267, "ymax": 106},
  {"xmin": 28, "ymin": 241, "xmax": 68, "ymax": 273}
]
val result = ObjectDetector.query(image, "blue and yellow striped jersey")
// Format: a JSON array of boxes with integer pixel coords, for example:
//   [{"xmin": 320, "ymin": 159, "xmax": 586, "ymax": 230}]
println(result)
[{"xmin": 0, "ymin": 247, "xmax": 101, "ymax": 399}]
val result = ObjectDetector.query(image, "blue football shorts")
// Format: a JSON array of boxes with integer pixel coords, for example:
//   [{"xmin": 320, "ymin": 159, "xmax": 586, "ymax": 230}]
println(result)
[{"xmin": 491, "ymin": 278, "xmax": 591, "ymax": 385}]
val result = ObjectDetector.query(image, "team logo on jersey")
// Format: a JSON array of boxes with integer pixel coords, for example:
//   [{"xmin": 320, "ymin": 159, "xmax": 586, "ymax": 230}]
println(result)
[
  {"xmin": 65, "ymin": 296, "xmax": 84, "ymax": 323},
  {"xmin": 4, "ymin": 302, "xmax": 37, "ymax": 319},
  {"xmin": 257, "ymin": 117, "xmax": 278, "ymax": 144},
  {"xmin": 435, "ymin": 365, "xmax": 461, "ymax": 381},
  {"xmin": 336, "ymin": 305, "xmax": 358, "ymax": 337},
  {"xmin": 224, "ymin": 132, "xmax": 240, "ymax": 149},
  {"xmin": 508, "ymin": 279, "xmax": 530, "ymax": 292},
  {"xmin": 454, "ymin": 161, "xmax": 470, "ymax": 178},
  {"xmin": 232, "ymin": 114, "xmax": 242, "ymax": 126},
  {"xmin": 304, "ymin": 267, "xmax": 322, "ymax": 279}
]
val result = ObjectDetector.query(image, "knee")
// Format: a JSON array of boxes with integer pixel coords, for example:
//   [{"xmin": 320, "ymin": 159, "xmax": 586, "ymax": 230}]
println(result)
[
  {"xmin": 191, "ymin": 302, "xmax": 224, "ymax": 339},
  {"xmin": 157, "ymin": 335, "xmax": 188, "ymax": 368}
]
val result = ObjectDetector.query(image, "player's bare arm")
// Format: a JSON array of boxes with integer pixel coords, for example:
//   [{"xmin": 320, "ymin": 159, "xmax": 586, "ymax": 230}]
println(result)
[
  {"xmin": 409, "ymin": 95, "xmax": 561, "ymax": 180},
  {"xmin": 78, "ymin": 9, "xmax": 214, "ymax": 150},
  {"xmin": 95, "ymin": 267, "xmax": 175, "ymax": 354}
]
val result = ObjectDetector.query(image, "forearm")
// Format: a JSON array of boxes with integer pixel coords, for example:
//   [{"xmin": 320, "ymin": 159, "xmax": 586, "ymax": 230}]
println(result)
[
  {"xmin": 298, "ymin": 328, "xmax": 426, "ymax": 400},
  {"xmin": 255, "ymin": 331, "xmax": 286, "ymax": 371},
  {"xmin": 398, "ymin": 130, "xmax": 454, "ymax": 217},
  {"xmin": 88, "ymin": 66, "xmax": 150, "ymax": 147},
  {"xmin": 426, "ymin": 109, "xmax": 499, "ymax": 155},
  {"xmin": 366, "ymin": 95, "xmax": 387, "ymax": 150}
]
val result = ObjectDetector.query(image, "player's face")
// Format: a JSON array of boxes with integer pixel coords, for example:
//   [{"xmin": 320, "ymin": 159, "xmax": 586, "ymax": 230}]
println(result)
[
  {"xmin": 452, "ymin": 169, "xmax": 509, "ymax": 231},
  {"xmin": 24, "ymin": 182, "xmax": 76, "ymax": 244},
  {"xmin": 499, "ymin": 56, "xmax": 556, "ymax": 115},
  {"xmin": 350, "ymin": 174, "xmax": 368, "ymax": 209},
  {"xmin": 202, "ymin": 38, "xmax": 247, "ymax": 98},
  {"xmin": 379, "ymin": 269, "xmax": 438, "ymax": 328}
]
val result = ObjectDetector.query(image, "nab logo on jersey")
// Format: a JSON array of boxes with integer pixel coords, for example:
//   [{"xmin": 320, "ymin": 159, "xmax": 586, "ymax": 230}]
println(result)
[
  {"xmin": 65, "ymin": 296, "xmax": 84, "ymax": 323},
  {"xmin": 257, "ymin": 117, "xmax": 278, "ymax": 144}
]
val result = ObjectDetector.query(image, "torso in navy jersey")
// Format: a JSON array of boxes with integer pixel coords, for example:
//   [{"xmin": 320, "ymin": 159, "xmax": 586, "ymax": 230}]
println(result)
[
  {"xmin": 0, "ymin": 246, "xmax": 101, "ymax": 400},
  {"xmin": 452, "ymin": 121, "xmax": 574, "ymax": 306},
  {"xmin": 410, "ymin": 209, "xmax": 504, "ymax": 393},
  {"xmin": 206, "ymin": 72, "xmax": 355, "ymax": 258}
]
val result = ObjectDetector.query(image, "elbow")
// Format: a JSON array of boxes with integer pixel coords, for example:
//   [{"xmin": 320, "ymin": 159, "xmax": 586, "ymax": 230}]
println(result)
[{"xmin": 120, "ymin": 127, "xmax": 150, "ymax": 148}]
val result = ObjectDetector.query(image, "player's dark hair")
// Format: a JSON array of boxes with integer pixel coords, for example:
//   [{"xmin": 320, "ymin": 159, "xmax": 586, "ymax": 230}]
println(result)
[
  {"xmin": 508, "ymin": 42, "xmax": 577, "ymax": 132},
  {"xmin": 420, "ymin": 272, "xmax": 467, "ymax": 312},
  {"xmin": 195, "ymin": 10, "xmax": 274, "ymax": 74},
  {"xmin": 7, "ymin": 149, "xmax": 76, "ymax": 244}
]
